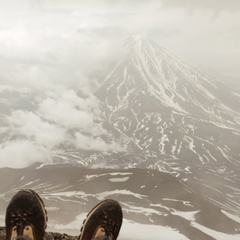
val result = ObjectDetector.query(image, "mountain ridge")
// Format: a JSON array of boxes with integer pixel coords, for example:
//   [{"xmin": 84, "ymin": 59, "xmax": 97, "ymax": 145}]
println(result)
[
  {"xmin": 96, "ymin": 37, "xmax": 240, "ymax": 159},
  {"xmin": 92, "ymin": 36, "xmax": 240, "ymax": 217}
]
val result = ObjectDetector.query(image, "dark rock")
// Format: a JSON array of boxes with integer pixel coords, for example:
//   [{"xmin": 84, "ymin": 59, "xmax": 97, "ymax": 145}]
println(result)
[{"xmin": 0, "ymin": 227, "xmax": 78, "ymax": 240}]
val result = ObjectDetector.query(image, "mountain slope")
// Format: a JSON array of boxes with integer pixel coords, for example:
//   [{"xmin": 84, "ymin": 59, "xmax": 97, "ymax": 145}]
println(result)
[
  {"xmin": 96, "ymin": 35, "xmax": 240, "ymax": 158},
  {"xmin": 0, "ymin": 166, "xmax": 239, "ymax": 240},
  {"xmin": 94, "ymin": 35, "xmax": 240, "ymax": 216}
]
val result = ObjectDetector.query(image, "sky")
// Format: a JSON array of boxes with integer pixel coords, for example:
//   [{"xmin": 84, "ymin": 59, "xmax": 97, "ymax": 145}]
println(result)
[
  {"xmin": 0, "ymin": 0, "xmax": 239, "ymax": 80},
  {"xmin": 0, "ymin": 0, "xmax": 240, "ymax": 167}
]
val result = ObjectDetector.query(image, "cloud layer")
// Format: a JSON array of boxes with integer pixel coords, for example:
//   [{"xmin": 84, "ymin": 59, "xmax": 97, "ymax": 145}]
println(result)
[
  {"xmin": 0, "ymin": 0, "xmax": 239, "ymax": 80},
  {"xmin": 0, "ymin": 88, "xmax": 125, "ymax": 168}
]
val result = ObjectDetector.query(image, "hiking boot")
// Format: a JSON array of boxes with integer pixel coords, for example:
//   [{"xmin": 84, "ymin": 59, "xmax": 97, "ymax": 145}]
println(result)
[
  {"xmin": 5, "ymin": 189, "xmax": 47, "ymax": 240},
  {"xmin": 79, "ymin": 199, "xmax": 123, "ymax": 240}
]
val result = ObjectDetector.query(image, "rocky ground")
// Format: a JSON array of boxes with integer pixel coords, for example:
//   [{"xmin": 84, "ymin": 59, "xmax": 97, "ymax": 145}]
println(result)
[{"xmin": 0, "ymin": 227, "xmax": 78, "ymax": 240}]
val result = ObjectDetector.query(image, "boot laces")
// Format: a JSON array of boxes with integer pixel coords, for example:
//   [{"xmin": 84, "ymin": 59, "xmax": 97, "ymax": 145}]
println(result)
[
  {"xmin": 101, "ymin": 211, "xmax": 120, "ymax": 238},
  {"xmin": 10, "ymin": 211, "xmax": 32, "ymax": 236}
]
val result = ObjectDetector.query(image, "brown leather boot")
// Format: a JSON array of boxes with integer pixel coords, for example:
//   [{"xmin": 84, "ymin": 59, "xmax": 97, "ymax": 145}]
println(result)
[
  {"xmin": 5, "ymin": 189, "xmax": 47, "ymax": 240},
  {"xmin": 79, "ymin": 199, "xmax": 122, "ymax": 240}
]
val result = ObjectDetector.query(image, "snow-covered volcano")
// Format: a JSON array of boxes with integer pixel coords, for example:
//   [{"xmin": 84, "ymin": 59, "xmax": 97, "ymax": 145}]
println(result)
[
  {"xmin": 94, "ymin": 35, "xmax": 240, "ymax": 215},
  {"xmin": 96, "ymin": 35, "xmax": 240, "ymax": 160}
]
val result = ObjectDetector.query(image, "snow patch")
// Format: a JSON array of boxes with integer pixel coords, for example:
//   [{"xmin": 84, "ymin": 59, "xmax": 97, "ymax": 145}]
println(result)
[
  {"xmin": 221, "ymin": 210, "xmax": 240, "ymax": 224},
  {"xmin": 191, "ymin": 222, "xmax": 240, "ymax": 240},
  {"xmin": 108, "ymin": 177, "xmax": 129, "ymax": 182},
  {"xmin": 172, "ymin": 210, "xmax": 200, "ymax": 221},
  {"xmin": 120, "ymin": 219, "xmax": 190, "ymax": 240}
]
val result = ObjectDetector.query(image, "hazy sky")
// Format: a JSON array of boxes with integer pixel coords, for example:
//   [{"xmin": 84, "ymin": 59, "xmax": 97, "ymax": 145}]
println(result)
[
  {"xmin": 0, "ymin": 0, "xmax": 239, "ymax": 81},
  {"xmin": 0, "ymin": 0, "xmax": 240, "ymax": 167}
]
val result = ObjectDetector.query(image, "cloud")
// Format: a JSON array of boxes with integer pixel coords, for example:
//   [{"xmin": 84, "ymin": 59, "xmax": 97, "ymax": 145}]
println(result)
[
  {"xmin": 0, "ymin": 0, "xmax": 239, "ymax": 81},
  {"xmin": 0, "ymin": 9, "xmax": 119, "ymax": 91},
  {"xmin": 160, "ymin": 0, "xmax": 240, "ymax": 12},
  {"xmin": 0, "ymin": 87, "xmax": 125, "ymax": 168},
  {"xmin": 7, "ymin": 110, "xmax": 66, "ymax": 147},
  {"xmin": 39, "ymin": 0, "xmax": 240, "ymax": 13},
  {"xmin": 38, "ymin": 90, "xmax": 103, "ymax": 131},
  {"xmin": 75, "ymin": 132, "xmax": 125, "ymax": 152},
  {"xmin": 0, "ymin": 140, "xmax": 49, "ymax": 168}
]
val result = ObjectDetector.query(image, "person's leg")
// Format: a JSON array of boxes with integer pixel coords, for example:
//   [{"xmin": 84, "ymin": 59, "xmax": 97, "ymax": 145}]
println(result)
[
  {"xmin": 5, "ymin": 189, "xmax": 47, "ymax": 240},
  {"xmin": 79, "ymin": 199, "xmax": 123, "ymax": 240}
]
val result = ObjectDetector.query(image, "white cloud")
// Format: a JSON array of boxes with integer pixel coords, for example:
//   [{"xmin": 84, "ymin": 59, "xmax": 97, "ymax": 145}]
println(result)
[
  {"xmin": 160, "ymin": 0, "xmax": 240, "ymax": 12},
  {"xmin": 5, "ymin": 88, "xmax": 115, "ymax": 144},
  {"xmin": 7, "ymin": 110, "xmax": 66, "ymax": 147},
  {"xmin": 38, "ymin": 90, "xmax": 100, "ymax": 131},
  {"xmin": 75, "ymin": 132, "xmax": 124, "ymax": 152},
  {"xmin": 0, "ymin": 140, "xmax": 49, "ymax": 168},
  {"xmin": 0, "ymin": 87, "xmax": 124, "ymax": 168},
  {"xmin": 0, "ymin": 0, "xmax": 238, "ymax": 81}
]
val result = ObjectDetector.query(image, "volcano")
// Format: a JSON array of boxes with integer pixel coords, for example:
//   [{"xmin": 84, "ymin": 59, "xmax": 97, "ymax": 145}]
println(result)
[{"xmin": 93, "ymin": 35, "xmax": 240, "ymax": 216}]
